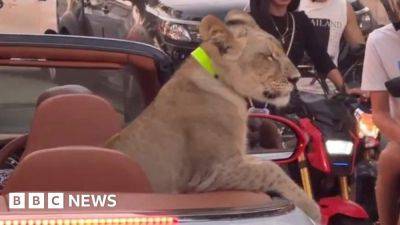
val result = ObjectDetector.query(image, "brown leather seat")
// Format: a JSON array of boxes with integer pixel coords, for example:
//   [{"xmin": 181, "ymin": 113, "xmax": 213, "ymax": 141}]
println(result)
[
  {"xmin": 21, "ymin": 94, "xmax": 122, "ymax": 159},
  {"xmin": 0, "ymin": 85, "xmax": 95, "ymax": 166},
  {"xmin": 35, "ymin": 85, "xmax": 93, "ymax": 107},
  {"xmin": 3, "ymin": 146, "xmax": 152, "ymax": 193},
  {"xmin": 1, "ymin": 146, "xmax": 272, "ymax": 212},
  {"xmin": 1, "ymin": 146, "xmax": 271, "ymax": 212}
]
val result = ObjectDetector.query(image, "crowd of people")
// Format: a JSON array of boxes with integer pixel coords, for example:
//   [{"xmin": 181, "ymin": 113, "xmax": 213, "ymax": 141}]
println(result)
[{"xmin": 249, "ymin": 0, "xmax": 400, "ymax": 224}]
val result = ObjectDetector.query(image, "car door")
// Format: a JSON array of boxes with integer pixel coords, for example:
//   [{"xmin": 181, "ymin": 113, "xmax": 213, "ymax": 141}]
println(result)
[
  {"xmin": 83, "ymin": 0, "xmax": 133, "ymax": 38},
  {"xmin": 82, "ymin": 0, "xmax": 109, "ymax": 36},
  {"xmin": 102, "ymin": 0, "xmax": 133, "ymax": 38}
]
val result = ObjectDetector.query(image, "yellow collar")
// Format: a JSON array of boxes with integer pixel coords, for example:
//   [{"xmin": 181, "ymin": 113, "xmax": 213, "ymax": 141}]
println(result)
[{"xmin": 191, "ymin": 47, "xmax": 218, "ymax": 79}]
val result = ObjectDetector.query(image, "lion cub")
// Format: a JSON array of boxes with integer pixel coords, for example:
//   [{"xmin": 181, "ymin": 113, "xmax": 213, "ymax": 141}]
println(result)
[{"xmin": 106, "ymin": 10, "xmax": 321, "ymax": 222}]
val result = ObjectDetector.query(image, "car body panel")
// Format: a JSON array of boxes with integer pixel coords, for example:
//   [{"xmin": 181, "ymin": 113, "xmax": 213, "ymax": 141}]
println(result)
[
  {"xmin": 0, "ymin": 34, "xmax": 172, "ymax": 82},
  {"xmin": 0, "ymin": 192, "xmax": 314, "ymax": 225},
  {"xmin": 0, "ymin": 0, "xmax": 58, "ymax": 34},
  {"xmin": 153, "ymin": 0, "xmax": 248, "ymax": 21},
  {"xmin": 0, "ymin": 208, "xmax": 315, "ymax": 225}
]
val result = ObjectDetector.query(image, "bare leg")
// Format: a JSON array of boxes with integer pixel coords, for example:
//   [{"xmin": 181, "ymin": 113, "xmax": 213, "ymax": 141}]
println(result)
[
  {"xmin": 376, "ymin": 142, "xmax": 400, "ymax": 225},
  {"xmin": 189, "ymin": 157, "xmax": 321, "ymax": 222}
]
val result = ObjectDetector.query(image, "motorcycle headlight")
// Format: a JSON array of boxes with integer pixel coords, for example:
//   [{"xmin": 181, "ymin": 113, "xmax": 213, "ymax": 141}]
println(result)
[
  {"xmin": 161, "ymin": 22, "xmax": 192, "ymax": 42},
  {"xmin": 325, "ymin": 140, "xmax": 354, "ymax": 155}
]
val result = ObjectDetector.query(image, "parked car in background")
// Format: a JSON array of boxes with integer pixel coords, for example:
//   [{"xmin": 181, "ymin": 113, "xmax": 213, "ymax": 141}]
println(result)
[
  {"xmin": 58, "ymin": 0, "xmax": 249, "ymax": 63},
  {"xmin": 132, "ymin": 0, "xmax": 249, "ymax": 63},
  {"xmin": 58, "ymin": 0, "xmax": 135, "ymax": 38},
  {"xmin": 0, "ymin": 0, "xmax": 58, "ymax": 34}
]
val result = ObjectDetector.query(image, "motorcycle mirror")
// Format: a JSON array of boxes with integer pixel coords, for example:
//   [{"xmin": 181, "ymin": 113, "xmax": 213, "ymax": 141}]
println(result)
[
  {"xmin": 385, "ymin": 76, "xmax": 400, "ymax": 97},
  {"xmin": 247, "ymin": 114, "xmax": 306, "ymax": 164}
]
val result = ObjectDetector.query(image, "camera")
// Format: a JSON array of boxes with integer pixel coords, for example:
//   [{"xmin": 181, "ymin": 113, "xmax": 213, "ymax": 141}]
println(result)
[{"xmin": 385, "ymin": 77, "xmax": 400, "ymax": 97}]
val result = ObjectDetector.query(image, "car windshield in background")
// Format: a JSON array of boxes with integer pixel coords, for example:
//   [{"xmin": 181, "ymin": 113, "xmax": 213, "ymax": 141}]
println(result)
[
  {"xmin": 0, "ymin": 66, "xmax": 143, "ymax": 134},
  {"xmin": 154, "ymin": 0, "xmax": 249, "ymax": 21}
]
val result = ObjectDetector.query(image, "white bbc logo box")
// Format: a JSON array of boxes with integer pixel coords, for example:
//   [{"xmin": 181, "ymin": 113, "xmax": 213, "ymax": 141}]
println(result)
[{"xmin": 9, "ymin": 192, "xmax": 64, "ymax": 209}]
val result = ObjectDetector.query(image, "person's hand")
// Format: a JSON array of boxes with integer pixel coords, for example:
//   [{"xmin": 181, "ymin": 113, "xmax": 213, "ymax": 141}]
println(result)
[{"xmin": 346, "ymin": 87, "xmax": 370, "ymax": 98}]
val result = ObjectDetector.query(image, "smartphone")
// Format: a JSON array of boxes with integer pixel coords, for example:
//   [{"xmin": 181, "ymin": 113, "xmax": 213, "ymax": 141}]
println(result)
[{"xmin": 385, "ymin": 77, "xmax": 400, "ymax": 97}]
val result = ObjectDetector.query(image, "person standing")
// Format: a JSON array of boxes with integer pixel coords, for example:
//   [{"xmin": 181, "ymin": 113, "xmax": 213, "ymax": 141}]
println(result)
[
  {"xmin": 299, "ymin": 0, "xmax": 365, "ymax": 65},
  {"xmin": 361, "ymin": 0, "xmax": 400, "ymax": 224},
  {"xmin": 297, "ymin": 0, "xmax": 365, "ymax": 94},
  {"xmin": 250, "ymin": 0, "xmax": 349, "ymax": 94}
]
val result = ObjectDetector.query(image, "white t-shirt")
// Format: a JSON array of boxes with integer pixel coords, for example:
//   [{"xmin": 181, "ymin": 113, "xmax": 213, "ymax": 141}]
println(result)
[
  {"xmin": 299, "ymin": 0, "xmax": 347, "ymax": 65},
  {"xmin": 296, "ymin": 0, "xmax": 347, "ymax": 95},
  {"xmin": 361, "ymin": 24, "xmax": 400, "ymax": 123}
]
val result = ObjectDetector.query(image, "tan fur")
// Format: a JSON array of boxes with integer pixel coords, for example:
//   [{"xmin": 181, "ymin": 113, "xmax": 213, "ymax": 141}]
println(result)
[{"xmin": 106, "ymin": 10, "xmax": 320, "ymax": 222}]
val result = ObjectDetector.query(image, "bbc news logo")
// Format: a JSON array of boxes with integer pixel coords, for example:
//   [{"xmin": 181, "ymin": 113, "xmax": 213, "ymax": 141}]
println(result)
[{"xmin": 8, "ymin": 193, "xmax": 117, "ymax": 209}]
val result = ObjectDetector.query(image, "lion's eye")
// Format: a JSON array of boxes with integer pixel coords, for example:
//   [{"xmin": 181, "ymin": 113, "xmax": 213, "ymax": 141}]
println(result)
[
  {"xmin": 272, "ymin": 52, "xmax": 282, "ymax": 59},
  {"xmin": 259, "ymin": 53, "xmax": 273, "ymax": 61}
]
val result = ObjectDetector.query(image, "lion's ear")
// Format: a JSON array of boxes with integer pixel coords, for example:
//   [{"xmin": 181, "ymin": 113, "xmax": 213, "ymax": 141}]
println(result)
[
  {"xmin": 225, "ymin": 10, "xmax": 258, "ymax": 29},
  {"xmin": 199, "ymin": 15, "xmax": 235, "ymax": 54}
]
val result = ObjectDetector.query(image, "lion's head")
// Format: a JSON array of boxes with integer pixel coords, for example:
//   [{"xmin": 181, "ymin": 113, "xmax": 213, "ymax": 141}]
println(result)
[{"xmin": 199, "ymin": 10, "xmax": 300, "ymax": 107}]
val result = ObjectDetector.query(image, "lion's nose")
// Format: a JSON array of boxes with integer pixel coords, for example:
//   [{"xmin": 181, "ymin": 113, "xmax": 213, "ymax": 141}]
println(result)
[{"xmin": 263, "ymin": 90, "xmax": 279, "ymax": 99}]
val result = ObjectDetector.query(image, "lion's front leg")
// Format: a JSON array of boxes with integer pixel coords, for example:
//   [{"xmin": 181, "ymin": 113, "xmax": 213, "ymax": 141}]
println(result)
[{"xmin": 196, "ymin": 157, "xmax": 321, "ymax": 223}]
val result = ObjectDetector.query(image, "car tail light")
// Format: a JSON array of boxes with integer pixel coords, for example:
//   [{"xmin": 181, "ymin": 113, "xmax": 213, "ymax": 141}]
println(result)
[{"xmin": 0, "ymin": 216, "xmax": 178, "ymax": 225}]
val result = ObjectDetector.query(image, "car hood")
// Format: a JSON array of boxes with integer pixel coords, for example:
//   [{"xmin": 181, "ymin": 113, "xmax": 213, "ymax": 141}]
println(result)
[{"xmin": 148, "ymin": 0, "xmax": 249, "ymax": 21}]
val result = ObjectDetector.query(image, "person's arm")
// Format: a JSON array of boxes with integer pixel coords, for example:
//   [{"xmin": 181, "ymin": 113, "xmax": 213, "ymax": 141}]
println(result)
[
  {"xmin": 362, "ymin": 31, "xmax": 400, "ymax": 141},
  {"xmin": 328, "ymin": 68, "xmax": 368, "ymax": 96},
  {"xmin": 371, "ymin": 91, "xmax": 400, "ymax": 141},
  {"xmin": 300, "ymin": 13, "xmax": 345, "ymax": 90},
  {"xmin": 326, "ymin": 69, "xmax": 345, "ymax": 91},
  {"xmin": 343, "ymin": 3, "xmax": 365, "ymax": 48}
]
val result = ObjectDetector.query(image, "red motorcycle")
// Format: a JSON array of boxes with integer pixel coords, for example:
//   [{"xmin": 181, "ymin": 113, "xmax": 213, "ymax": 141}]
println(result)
[{"xmin": 248, "ymin": 93, "xmax": 372, "ymax": 225}]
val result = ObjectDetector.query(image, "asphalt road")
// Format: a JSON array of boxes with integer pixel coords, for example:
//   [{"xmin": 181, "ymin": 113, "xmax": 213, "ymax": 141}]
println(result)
[{"xmin": 0, "ymin": 0, "xmax": 58, "ymax": 34}]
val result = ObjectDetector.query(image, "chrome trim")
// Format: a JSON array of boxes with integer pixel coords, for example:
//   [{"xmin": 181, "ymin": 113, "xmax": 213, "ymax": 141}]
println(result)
[
  {"xmin": 176, "ymin": 199, "xmax": 295, "ymax": 222},
  {"xmin": 252, "ymin": 152, "xmax": 294, "ymax": 161},
  {"xmin": 145, "ymin": 6, "xmax": 200, "ymax": 25},
  {"xmin": 355, "ymin": 7, "xmax": 370, "ymax": 15}
]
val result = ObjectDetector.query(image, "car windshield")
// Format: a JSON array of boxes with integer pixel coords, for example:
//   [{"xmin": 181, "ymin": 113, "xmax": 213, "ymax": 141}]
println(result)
[{"xmin": 0, "ymin": 66, "xmax": 143, "ymax": 134}]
